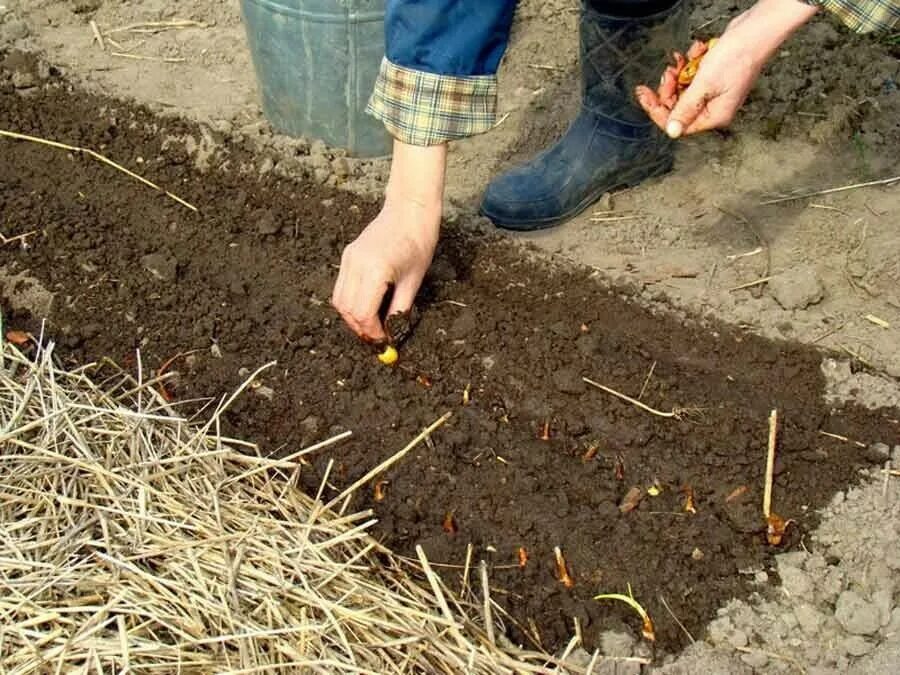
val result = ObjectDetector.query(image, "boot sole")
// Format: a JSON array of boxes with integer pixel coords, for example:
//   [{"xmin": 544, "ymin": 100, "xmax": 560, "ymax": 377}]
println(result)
[{"xmin": 482, "ymin": 157, "xmax": 674, "ymax": 232}]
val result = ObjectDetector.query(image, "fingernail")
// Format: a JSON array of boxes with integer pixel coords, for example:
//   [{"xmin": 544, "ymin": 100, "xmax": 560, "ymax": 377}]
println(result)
[{"xmin": 666, "ymin": 120, "xmax": 683, "ymax": 139}]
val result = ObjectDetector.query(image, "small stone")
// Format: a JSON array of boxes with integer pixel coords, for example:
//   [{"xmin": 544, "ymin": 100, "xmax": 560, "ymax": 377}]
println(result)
[
  {"xmin": 1, "ymin": 19, "xmax": 30, "ymax": 42},
  {"xmin": 299, "ymin": 415, "xmax": 320, "ymax": 442},
  {"xmin": 795, "ymin": 603, "xmax": 823, "ymax": 635},
  {"xmin": 768, "ymin": 264, "xmax": 824, "ymax": 310},
  {"xmin": 867, "ymin": 442, "xmax": 891, "ymax": 461},
  {"xmin": 835, "ymin": 590, "xmax": 882, "ymax": 635},
  {"xmin": 600, "ymin": 630, "xmax": 635, "ymax": 657},
  {"xmin": 253, "ymin": 385, "xmax": 275, "ymax": 400},
  {"xmin": 11, "ymin": 69, "xmax": 36, "ymax": 89},
  {"xmin": 692, "ymin": 547, "xmax": 705, "ymax": 561},
  {"xmin": 258, "ymin": 157, "xmax": 275, "ymax": 175},
  {"xmin": 707, "ymin": 617, "xmax": 734, "ymax": 644},
  {"xmin": 886, "ymin": 607, "xmax": 900, "ymax": 640},
  {"xmin": 841, "ymin": 636, "xmax": 874, "ymax": 657},
  {"xmin": 728, "ymin": 630, "xmax": 749, "ymax": 649},
  {"xmin": 872, "ymin": 589, "xmax": 893, "ymax": 627},
  {"xmin": 754, "ymin": 570, "xmax": 769, "ymax": 584},
  {"xmin": 256, "ymin": 212, "xmax": 281, "ymax": 235},
  {"xmin": 140, "ymin": 252, "xmax": 177, "ymax": 282},
  {"xmin": 331, "ymin": 157, "xmax": 350, "ymax": 178},
  {"xmin": 740, "ymin": 651, "xmax": 769, "ymax": 669},
  {"xmin": 778, "ymin": 563, "xmax": 814, "ymax": 600},
  {"xmin": 552, "ymin": 367, "xmax": 586, "ymax": 395},
  {"xmin": 313, "ymin": 168, "xmax": 330, "ymax": 184},
  {"xmin": 448, "ymin": 311, "xmax": 478, "ymax": 339}
]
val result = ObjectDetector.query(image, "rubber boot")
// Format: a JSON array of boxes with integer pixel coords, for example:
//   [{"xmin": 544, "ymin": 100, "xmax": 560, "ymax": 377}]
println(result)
[{"xmin": 480, "ymin": 1, "xmax": 687, "ymax": 231}]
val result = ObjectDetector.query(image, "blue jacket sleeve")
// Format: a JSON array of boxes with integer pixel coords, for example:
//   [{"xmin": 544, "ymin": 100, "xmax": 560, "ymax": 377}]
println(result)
[
  {"xmin": 366, "ymin": 1, "xmax": 518, "ymax": 146},
  {"xmin": 385, "ymin": 0, "xmax": 517, "ymax": 77}
]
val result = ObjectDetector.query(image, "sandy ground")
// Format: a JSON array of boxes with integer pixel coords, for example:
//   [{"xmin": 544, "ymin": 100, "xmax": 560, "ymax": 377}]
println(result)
[{"xmin": 3, "ymin": 0, "xmax": 900, "ymax": 672}]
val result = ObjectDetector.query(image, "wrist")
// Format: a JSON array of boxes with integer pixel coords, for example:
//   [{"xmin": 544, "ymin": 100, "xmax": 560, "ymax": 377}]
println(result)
[
  {"xmin": 732, "ymin": 0, "xmax": 819, "ymax": 66},
  {"xmin": 384, "ymin": 139, "xmax": 447, "ymax": 212}
]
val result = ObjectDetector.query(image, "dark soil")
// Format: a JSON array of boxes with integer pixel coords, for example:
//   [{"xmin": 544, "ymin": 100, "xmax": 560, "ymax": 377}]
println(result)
[{"xmin": 2, "ymin": 56, "xmax": 898, "ymax": 656}]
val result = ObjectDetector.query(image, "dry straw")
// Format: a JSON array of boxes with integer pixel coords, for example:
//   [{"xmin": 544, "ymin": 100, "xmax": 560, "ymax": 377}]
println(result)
[{"xmin": 0, "ymin": 335, "xmax": 598, "ymax": 674}]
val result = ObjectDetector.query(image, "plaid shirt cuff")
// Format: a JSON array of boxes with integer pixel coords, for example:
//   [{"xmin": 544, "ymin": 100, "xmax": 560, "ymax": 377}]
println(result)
[
  {"xmin": 366, "ymin": 58, "xmax": 498, "ymax": 146},
  {"xmin": 806, "ymin": 0, "xmax": 899, "ymax": 33}
]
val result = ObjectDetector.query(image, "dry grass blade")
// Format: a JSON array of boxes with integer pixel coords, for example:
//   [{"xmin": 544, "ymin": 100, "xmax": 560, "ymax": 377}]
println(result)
[
  {"xmin": 759, "ymin": 174, "xmax": 900, "ymax": 206},
  {"xmin": 0, "ymin": 337, "xmax": 587, "ymax": 674},
  {"xmin": 0, "ymin": 129, "xmax": 197, "ymax": 212},
  {"xmin": 582, "ymin": 376, "xmax": 702, "ymax": 421}
]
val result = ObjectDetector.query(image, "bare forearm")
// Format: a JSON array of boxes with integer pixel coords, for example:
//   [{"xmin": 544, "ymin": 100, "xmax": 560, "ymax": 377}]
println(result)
[
  {"xmin": 385, "ymin": 139, "xmax": 448, "ymax": 211},
  {"xmin": 731, "ymin": 0, "xmax": 820, "ymax": 67}
]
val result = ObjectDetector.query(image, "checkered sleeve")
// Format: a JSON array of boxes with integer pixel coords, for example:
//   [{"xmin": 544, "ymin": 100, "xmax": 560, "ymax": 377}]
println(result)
[
  {"xmin": 366, "ymin": 58, "xmax": 498, "ymax": 146},
  {"xmin": 805, "ymin": 0, "xmax": 899, "ymax": 33}
]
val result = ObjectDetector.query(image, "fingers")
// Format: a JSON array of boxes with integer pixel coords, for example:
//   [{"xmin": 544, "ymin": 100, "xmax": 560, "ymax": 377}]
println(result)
[
  {"xmin": 635, "ymin": 85, "xmax": 671, "ymax": 130},
  {"xmin": 332, "ymin": 247, "xmax": 389, "ymax": 342},
  {"xmin": 658, "ymin": 67, "xmax": 680, "ymax": 109},
  {"xmin": 386, "ymin": 273, "xmax": 423, "ymax": 319},
  {"xmin": 665, "ymin": 83, "xmax": 711, "ymax": 139},
  {"xmin": 685, "ymin": 40, "xmax": 709, "ymax": 61}
]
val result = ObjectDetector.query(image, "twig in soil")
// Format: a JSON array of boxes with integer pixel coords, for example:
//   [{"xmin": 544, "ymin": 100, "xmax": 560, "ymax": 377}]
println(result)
[
  {"xmin": 0, "ymin": 229, "xmax": 37, "ymax": 247},
  {"xmin": 763, "ymin": 410, "xmax": 778, "ymax": 519},
  {"xmin": 106, "ymin": 20, "xmax": 208, "ymax": 35},
  {"xmin": 589, "ymin": 214, "xmax": 644, "ymax": 223},
  {"xmin": 528, "ymin": 63, "xmax": 566, "ymax": 72},
  {"xmin": 415, "ymin": 546, "xmax": 468, "ymax": 652},
  {"xmin": 480, "ymin": 561, "xmax": 495, "ymax": 647},
  {"xmin": 583, "ymin": 376, "xmax": 701, "ymax": 421},
  {"xmin": 759, "ymin": 174, "xmax": 900, "ymax": 206},
  {"xmin": 839, "ymin": 343, "xmax": 875, "ymax": 369},
  {"xmin": 882, "ymin": 461, "xmax": 892, "ymax": 505},
  {"xmin": 725, "ymin": 246, "xmax": 763, "ymax": 262},
  {"xmin": 728, "ymin": 275, "xmax": 774, "ymax": 292},
  {"xmin": 110, "ymin": 52, "xmax": 187, "ymax": 64},
  {"xmin": 461, "ymin": 542, "xmax": 473, "ymax": 597},
  {"xmin": 882, "ymin": 468, "xmax": 900, "ymax": 477},
  {"xmin": 0, "ymin": 129, "xmax": 198, "ymax": 212},
  {"xmin": 324, "ymin": 411, "xmax": 451, "ymax": 513},
  {"xmin": 818, "ymin": 430, "xmax": 867, "ymax": 448},
  {"xmin": 658, "ymin": 594, "xmax": 695, "ymax": 644},
  {"xmin": 864, "ymin": 314, "xmax": 890, "ymax": 329},
  {"xmin": 90, "ymin": 20, "xmax": 105, "ymax": 50},
  {"xmin": 809, "ymin": 320, "xmax": 848, "ymax": 344},
  {"xmin": 637, "ymin": 361, "xmax": 656, "ymax": 400}
]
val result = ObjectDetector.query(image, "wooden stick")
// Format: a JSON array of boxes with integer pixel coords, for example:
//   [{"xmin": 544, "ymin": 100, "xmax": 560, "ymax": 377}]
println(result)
[
  {"xmin": 325, "ymin": 412, "xmax": 451, "ymax": 512},
  {"xmin": 759, "ymin": 175, "xmax": 900, "ymax": 206},
  {"xmin": 480, "ymin": 561, "xmax": 495, "ymax": 646},
  {"xmin": 0, "ymin": 129, "xmax": 197, "ymax": 212},
  {"xmin": 583, "ymin": 377, "xmax": 690, "ymax": 419},
  {"xmin": 110, "ymin": 52, "xmax": 187, "ymax": 64},
  {"xmin": 729, "ymin": 275, "xmax": 774, "ymax": 292},
  {"xmin": 763, "ymin": 410, "xmax": 778, "ymax": 518},
  {"xmin": 818, "ymin": 430, "xmax": 866, "ymax": 448},
  {"xmin": 460, "ymin": 543, "xmax": 473, "ymax": 598},
  {"xmin": 89, "ymin": 20, "xmax": 105, "ymax": 51}
]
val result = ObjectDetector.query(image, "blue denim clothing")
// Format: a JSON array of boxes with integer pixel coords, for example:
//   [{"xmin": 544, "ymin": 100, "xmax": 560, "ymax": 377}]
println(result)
[
  {"xmin": 385, "ymin": 1, "xmax": 517, "ymax": 78},
  {"xmin": 367, "ymin": 0, "xmax": 897, "ymax": 146}
]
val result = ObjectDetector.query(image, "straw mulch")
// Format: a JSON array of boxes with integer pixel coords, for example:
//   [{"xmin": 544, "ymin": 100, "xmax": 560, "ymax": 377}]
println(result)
[{"xmin": 0, "ymin": 336, "xmax": 601, "ymax": 674}]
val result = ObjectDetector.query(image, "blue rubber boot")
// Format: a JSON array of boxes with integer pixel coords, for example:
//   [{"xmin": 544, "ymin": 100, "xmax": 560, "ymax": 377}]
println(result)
[{"xmin": 480, "ymin": 1, "xmax": 686, "ymax": 231}]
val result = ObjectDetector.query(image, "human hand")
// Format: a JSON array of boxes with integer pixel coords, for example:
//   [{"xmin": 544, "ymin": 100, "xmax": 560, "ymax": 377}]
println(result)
[
  {"xmin": 332, "ymin": 141, "xmax": 446, "ymax": 343},
  {"xmin": 332, "ymin": 198, "xmax": 440, "ymax": 342},
  {"xmin": 635, "ymin": 0, "xmax": 819, "ymax": 139}
]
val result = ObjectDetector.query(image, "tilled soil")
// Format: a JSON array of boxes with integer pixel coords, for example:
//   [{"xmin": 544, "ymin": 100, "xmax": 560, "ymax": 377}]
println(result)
[{"xmin": 2, "ymin": 61, "xmax": 898, "ymax": 655}]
